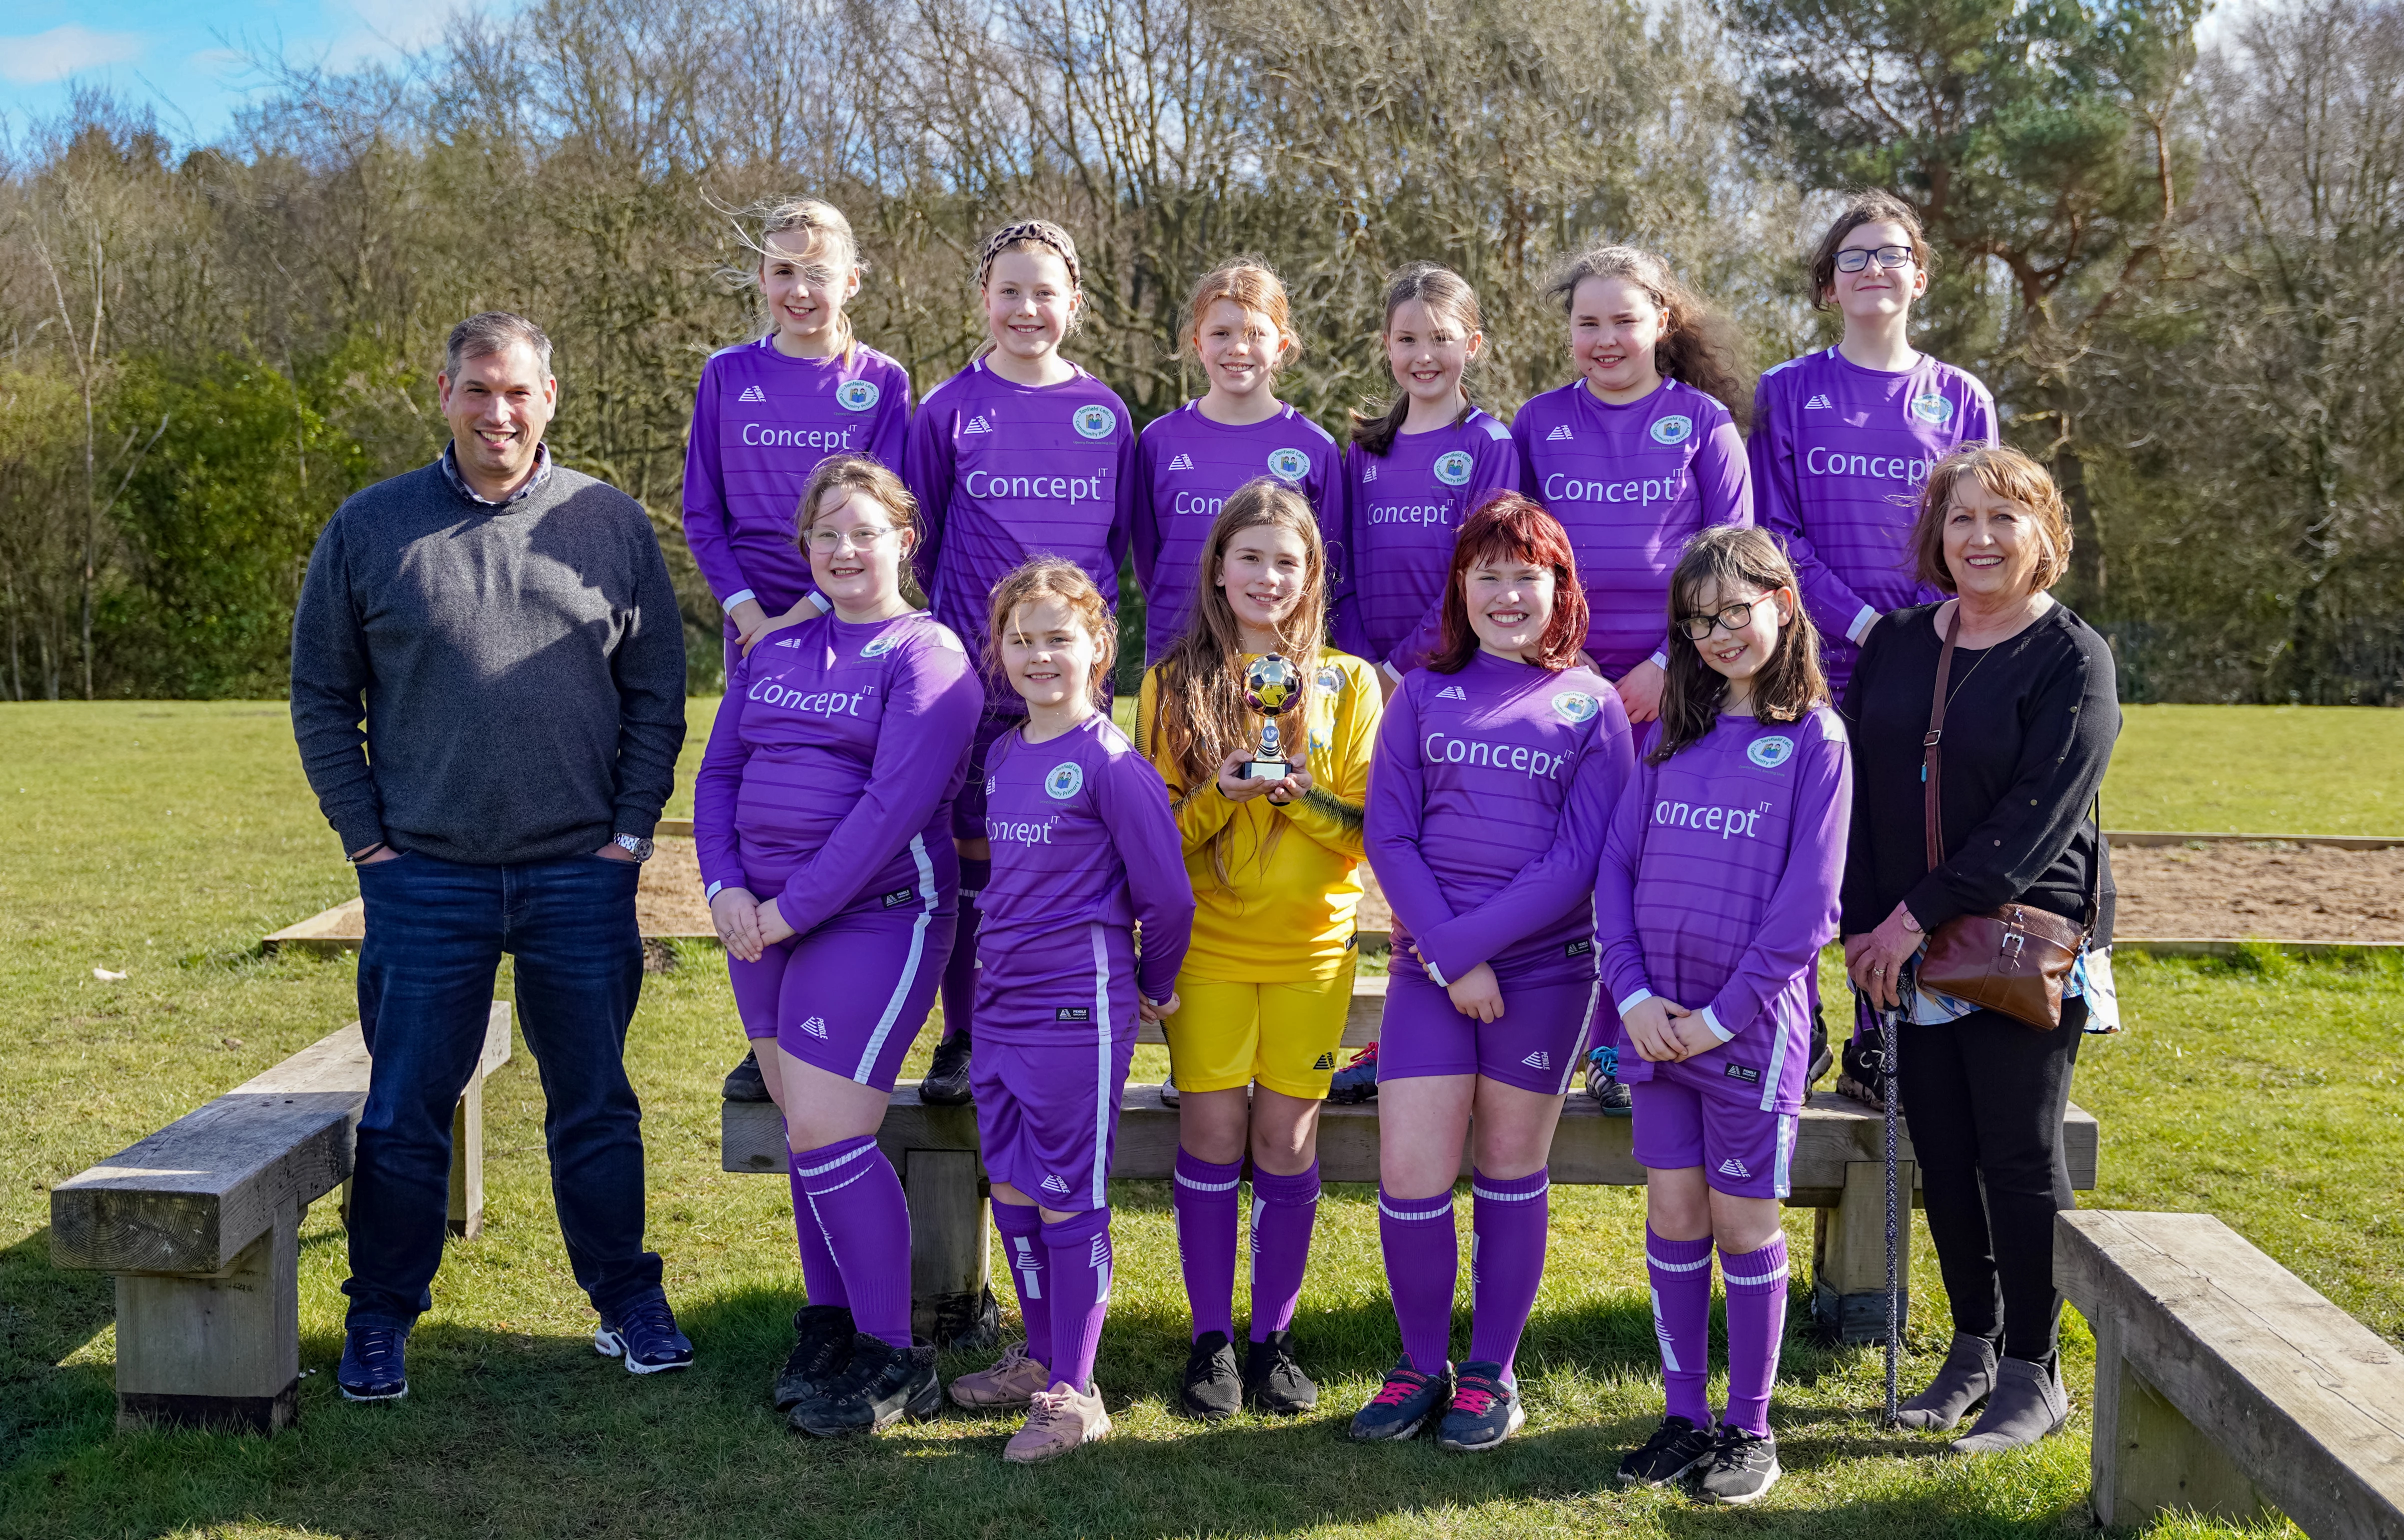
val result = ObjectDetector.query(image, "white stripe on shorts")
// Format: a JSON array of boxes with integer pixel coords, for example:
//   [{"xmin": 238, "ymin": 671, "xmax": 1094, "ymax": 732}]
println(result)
[
  {"xmin": 1559, "ymin": 965, "xmax": 1601, "ymax": 1097},
  {"xmin": 854, "ymin": 834, "xmax": 938, "ymax": 1084},
  {"xmin": 1090, "ymin": 921, "xmax": 1111, "ymax": 1210}
]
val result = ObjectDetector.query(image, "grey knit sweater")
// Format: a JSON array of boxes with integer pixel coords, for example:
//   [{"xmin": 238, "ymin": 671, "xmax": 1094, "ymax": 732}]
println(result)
[{"xmin": 291, "ymin": 456, "xmax": 688, "ymax": 865}]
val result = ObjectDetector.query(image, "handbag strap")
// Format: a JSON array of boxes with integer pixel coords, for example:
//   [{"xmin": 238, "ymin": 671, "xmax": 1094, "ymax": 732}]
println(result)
[
  {"xmin": 1921, "ymin": 608, "xmax": 1957, "ymax": 874},
  {"xmin": 1922, "ymin": 603, "xmax": 2107, "ymax": 942}
]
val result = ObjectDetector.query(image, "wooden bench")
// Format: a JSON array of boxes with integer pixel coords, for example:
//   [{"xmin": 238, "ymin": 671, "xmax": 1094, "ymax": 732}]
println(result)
[
  {"xmin": 2055, "ymin": 1210, "xmax": 2404, "ymax": 1536},
  {"xmin": 49, "ymin": 1004, "xmax": 513, "ymax": 1434},
  {"xmin": 720, "ymin": 976, "xmax": 2097, "ymax": 1346}
]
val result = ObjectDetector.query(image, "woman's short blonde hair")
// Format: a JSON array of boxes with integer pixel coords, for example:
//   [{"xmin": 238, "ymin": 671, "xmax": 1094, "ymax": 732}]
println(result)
[{"xmin": 1911, "ymin": 444, "xmax": 2073, "ymax": 594}]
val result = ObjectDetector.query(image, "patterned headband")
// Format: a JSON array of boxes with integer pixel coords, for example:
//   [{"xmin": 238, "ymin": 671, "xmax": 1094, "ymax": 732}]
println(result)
[{"xmin": 977, "ymin": 220, "xmax": 1082, "ymax": 288}]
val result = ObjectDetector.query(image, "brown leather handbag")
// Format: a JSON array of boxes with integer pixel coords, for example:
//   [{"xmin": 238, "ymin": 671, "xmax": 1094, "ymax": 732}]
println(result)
[{"xmin": 1912, "ymin": 608, "xmax": 2100, "ymax": 1031}]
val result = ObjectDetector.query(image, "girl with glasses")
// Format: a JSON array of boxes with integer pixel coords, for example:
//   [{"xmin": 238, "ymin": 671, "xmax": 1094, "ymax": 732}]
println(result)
[
  {"xmin": 693, "ymin": 454, "xmax": 982, "ymax": 1436},
  {"xmin": 1601, "ymin": 524, "xmax": 1850, "ymax": 1505},
  {"xmin": 1749, "ymin": 190, "xmax": 1997, "ymax": 1098}
]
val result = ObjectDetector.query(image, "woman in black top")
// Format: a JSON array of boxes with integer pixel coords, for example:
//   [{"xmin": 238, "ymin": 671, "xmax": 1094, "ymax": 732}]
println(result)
[{"xmin": 1842, "ymin": 444, "xmax": 2117, "ymax": 1454}]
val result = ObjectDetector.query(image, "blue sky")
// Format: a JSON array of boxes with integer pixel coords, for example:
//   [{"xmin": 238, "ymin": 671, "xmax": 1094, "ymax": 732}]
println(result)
[{"xmin": 2, "ymin": 1, "xmax": 512, "ymax": 148}]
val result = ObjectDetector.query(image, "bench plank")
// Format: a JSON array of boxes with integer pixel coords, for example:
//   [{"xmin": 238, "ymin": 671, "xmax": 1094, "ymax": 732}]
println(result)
[
  {"xmin": 53, "ymin": 1004, "xmax": 513, "ymax": 1275},
  {"xmin": 724, "ymin": 1086, "xmax": 2094, "ymax": 1208},
  {"xmin": 2056, "ymin": 1209, "xmax": 2404, "ymax": 1538}
]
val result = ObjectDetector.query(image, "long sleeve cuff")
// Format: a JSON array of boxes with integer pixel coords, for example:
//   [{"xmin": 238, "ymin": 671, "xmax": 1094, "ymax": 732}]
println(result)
[
  {"xmin": 1697, "ymin": 1005, "xmax": 1737, "ymax": 1044},
  {"xmin": 610, "ymin": 800, "xmax": 662, "ymax": 840},
  {"xmin": 1423, "ymin": 958, "xmax": 1451, "ymax": 988},
  {"xmin": 720, "ymin": 588, "xmax": 757, "ymax": 612},
  {"xmin": 1846, "ymin": 605, "xmax": 1879, "ymax": 644},
  {"xmin": 1615, "ymin": 987, "xmax": 1654, "ymax": 1016},
  {"xmin": 334, "ymin": 811, "xmax": 387, "ymax": 860}
]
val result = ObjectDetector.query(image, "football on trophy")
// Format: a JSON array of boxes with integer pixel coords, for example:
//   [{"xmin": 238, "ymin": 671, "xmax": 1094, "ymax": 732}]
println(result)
[{"xmin": 1243, "ymin": 654, "xmax": 1302, "ymax": 717}]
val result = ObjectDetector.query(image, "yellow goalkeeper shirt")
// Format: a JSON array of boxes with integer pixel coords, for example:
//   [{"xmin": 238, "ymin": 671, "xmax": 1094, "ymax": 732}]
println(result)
[{"xmin": 1135, "ymin": 649, "xmax": 1382, "ymax": 982}]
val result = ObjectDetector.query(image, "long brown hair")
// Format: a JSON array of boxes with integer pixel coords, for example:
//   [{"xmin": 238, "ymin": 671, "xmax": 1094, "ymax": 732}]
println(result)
[
  {"xmin": 1148, "ymin": 482, "xmax": 1330, "ymax": 880},
  {"xmin": 795, "ymin": 454, "xmax": 927, "ymax": 610},
  {"xmin": 1544, "ymin": 244, "xmax": 1749, "ymax": 427},
  {"xmin": 1651, "ymin": 525, "xmax": 1826, "ymax": 764},
  {"xmin": 1427, "ymin": 494, "xmax": 1588, "ymax": 674},
  {"xmin": 1349, "ymin": 262, "xmax": 1484, "ymax": 458},
  {"xmin": 986, "ymin": 557, "xmax": 1117, "ymax": 707}
]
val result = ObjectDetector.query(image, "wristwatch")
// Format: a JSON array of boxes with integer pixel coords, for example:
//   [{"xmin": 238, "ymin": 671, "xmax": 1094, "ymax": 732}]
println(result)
[{"xmin": 613, "ymin": 834, "xmax": 655, "ymax": 862}]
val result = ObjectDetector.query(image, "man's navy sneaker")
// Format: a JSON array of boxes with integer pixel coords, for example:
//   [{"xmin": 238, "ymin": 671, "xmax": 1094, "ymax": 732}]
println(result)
[
  {"xmin": 1327, "ymin": 1042, "xmax": 1380, "ymax": 1104},
  {"xmin": 338, "ymin": 1324, "xmax": 410, "ymax": 1402},
  {"xmin": 1585, "ymin": 1045, "xmax": 1632, "ymax": 1116},
  {"xmin": 594, "ymin": 1296, "xmax": 695, "ymax": 1374}
]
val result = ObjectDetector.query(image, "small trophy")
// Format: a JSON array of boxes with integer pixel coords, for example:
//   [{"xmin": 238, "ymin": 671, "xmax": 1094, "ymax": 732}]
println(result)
[{"xmin": 1242, "ymin": 654, "xmax": 1303, "ymax": 780}]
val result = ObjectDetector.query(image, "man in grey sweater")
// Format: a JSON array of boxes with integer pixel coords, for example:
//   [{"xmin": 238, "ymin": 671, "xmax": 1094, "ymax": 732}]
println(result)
[{"xmin": 291, "ymin": 312, "xmax": 692, "ymax": 1402}]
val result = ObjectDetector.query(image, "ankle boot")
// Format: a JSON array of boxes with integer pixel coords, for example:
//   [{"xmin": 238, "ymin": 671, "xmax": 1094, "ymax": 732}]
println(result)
[
  {"xmin": 1892, "ymin": 1332, "xmax": 1998, "ymax": 1430},
  {"xmin": 1950, "ymin": 1354, "xmax": 2068, "ymax": 1454}
]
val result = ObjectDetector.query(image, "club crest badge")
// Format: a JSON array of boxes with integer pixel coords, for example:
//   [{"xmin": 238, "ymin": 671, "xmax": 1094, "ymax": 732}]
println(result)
[
  {"xmin": 836, "ymin": 378, "xmax": 879, "ymax": 412},
  {"xmin": 1910, "ymin": 392, "xmax": 1955, "ymax": 426},
  {"xmin": 1073, "ymin": 404, "xmax": 1116, "ymax": 439},
  {"xmin": 1045, "ymin": 762, "xmax": 1084, "ymax": 800},
  {"xmin": 1432, "ymin": 450, "xmax": 1474, "ymax": 487},
  {"xmin": 1553, "ymin": 690, "xmax": 1600, "ymax": 724},
  {"xmin": 1267, "ymin": 446, "xmax": 1311, "ymax": 482},
  {"xmin": 1650, "ymin": 414, "xmax": 1694, "ymax": 446},
  {"xmin": 861, "ymin": 634, "xmax": 898, "ymax": 658},
  {"xmin": 1316, "ymin": 666, "xmax": 1342, "ymax": 694},
  {"xmin": 1747, "ymin": 736, "xmax": 1795, "ymax": 769}
]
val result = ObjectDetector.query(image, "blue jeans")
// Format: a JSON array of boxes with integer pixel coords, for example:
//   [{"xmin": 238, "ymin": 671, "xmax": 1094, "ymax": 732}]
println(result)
[{"xmin": 345, "ymin": 850, "xmax": 662, "ymax": 1330}]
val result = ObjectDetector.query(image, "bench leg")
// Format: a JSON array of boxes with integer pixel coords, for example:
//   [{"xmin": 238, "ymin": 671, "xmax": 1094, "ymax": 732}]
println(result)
[
  {"xmin": 448, "ymin": 1078, "xmax": 484, "ymax": 1238},
  {"xmin": 2088, "ymin": 1312, "xmax": 2273, "ymax": 1529},
  {"xmin": 903, "ymin": 1149, "xmax": 997, "ymax": 1350},
  {"xmin": 1811, "ymin": 1158, "xmax": 1914, "ymax": 1344},
  {"xmin": 113, "ymin": 1202, "xmax": 301, "ymax": 1434}
]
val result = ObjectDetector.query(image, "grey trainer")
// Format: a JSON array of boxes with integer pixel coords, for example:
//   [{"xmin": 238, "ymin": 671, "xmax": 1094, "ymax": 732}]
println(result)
[
  {"xmin": 1950, "ymin": 1354, "xmax": 2068, "ymax": 1454},
  {"xmin": 1893, "ymin": 1332, "xmax": 1998, "ymax": 1431}
]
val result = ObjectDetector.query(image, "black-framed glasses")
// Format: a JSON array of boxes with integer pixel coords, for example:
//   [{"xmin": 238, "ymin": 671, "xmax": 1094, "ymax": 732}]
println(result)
[
  {"xmin": 1834, "ymin": 244, "xmax": 1915, "ymax": 274},
  {"xmin": 1676, "ymin": 594, "xmax": 1773, "ymax": 641}
]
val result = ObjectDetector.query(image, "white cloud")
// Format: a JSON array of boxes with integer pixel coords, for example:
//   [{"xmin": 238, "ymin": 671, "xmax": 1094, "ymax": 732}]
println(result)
[{"xmin": 0, "ymin": 24, "xmax": 148, "ymax": 86}]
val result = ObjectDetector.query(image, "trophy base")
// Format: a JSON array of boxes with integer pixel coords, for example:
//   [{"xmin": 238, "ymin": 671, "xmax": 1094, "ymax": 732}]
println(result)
[{"xmin": 1241, "ymin": 758, "xmax": 1290, "ymax": 780}]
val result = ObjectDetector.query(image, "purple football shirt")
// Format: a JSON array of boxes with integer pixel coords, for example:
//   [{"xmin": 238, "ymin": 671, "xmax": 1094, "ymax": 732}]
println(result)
[
  {"xmin": 1749, "ymin": 348, "xmax": 1997, "ymax": 692},
  {"xmin": 693, "ymin": 609, "xmax": 983, "ymax": 937},
  {"xmin": 1134, "ymin": 400, "xmax": 1343, "ymax": 662},
  {"xmin": 681, "ymin": 336, "xmax": 913, "ymax": 624},
  {"xmin": 1512, "ymin": 378, "xmax": 1752, "ymax": 678},
  {"xmin": 904, "ymin": 358, "xmax": 1138, "ymax": 708},
  {"xmin": 1594, "ymin": 708, "xmax": 1851, "ymax": 1117},
  {"xmin": 977, "ymin": 714, "xmax": 1197, "ymax": 1028},
  {"xmin": 1367, "ymin": 650, "xmax": 1636, "ymax": 987},
  {"xmin": 1344, "ymin": 410, "xmax": 1520, "ymax": 674}
]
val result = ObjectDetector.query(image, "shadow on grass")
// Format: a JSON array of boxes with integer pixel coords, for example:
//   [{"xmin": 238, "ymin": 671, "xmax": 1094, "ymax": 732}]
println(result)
[{"xmin": 0, "ymin": 1227, "xmax": 117, "ymax": 1468}]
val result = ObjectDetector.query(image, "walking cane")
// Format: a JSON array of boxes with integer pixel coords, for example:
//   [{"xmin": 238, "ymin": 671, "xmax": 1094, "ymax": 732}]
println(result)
[{"xmin": 1879, "ymin": 994, "xmax": 1902, "ymax": 1426}]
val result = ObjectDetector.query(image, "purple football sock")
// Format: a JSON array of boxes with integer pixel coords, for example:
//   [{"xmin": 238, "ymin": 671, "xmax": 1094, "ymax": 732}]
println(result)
[
  {"xmin": 787, "ymin": 1149, "xmax": 849, "ymax": 1310},
  {"xmin": 1043, "ymin": 1206, "xmax": 1113, "ymax": 1392},
  {"xmin": 1174, "ymin": 1148, "xmax": 1241, "ymax": 1341},
  {"xmin": 1378, "ymin": 1186, "xmax": 1457, "ymax": 1375},
  {"xmin": 1247, "ymin": 1162, "xmax": 1320, "ymax": 1342},
  {"xmin": 1467, "ymin": 1166, "xmax": 1550, "ymax": 1378},
  {"xmin": 795, "ymin": 1135, "xmax": 912, "ymax": 1348},
  {"xmin": 938, "ymin": 860, "xmax": 988, "ymax": 1040},
  {"xmin": 1719, "ymin": 1233, "xmax": 1790, "ymax": 1436},
  {"xmin": 1647, "ymin": 1227, "xmax": 1716, "ymax": 1426},
  {"xmin": 993, "ymin": 1198, "xmax": 1052, "ymax": 1370}
]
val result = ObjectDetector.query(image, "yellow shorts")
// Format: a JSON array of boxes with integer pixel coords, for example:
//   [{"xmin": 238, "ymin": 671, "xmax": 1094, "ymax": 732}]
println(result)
[{"xmin": 1163, "ymin": 970, "xmax": 1355, "ymax": 1100}]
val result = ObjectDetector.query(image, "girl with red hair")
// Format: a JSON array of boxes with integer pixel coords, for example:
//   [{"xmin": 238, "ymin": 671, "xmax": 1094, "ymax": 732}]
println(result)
[{"xmin": 1353, "ymin": 492, "xmax": 1637, "ymax": 1450}]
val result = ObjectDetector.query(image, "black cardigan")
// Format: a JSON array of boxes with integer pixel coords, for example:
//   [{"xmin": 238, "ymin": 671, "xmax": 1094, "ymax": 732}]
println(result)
[{"xmin": 1840, "ymin": 601, "xmax": 2119, "ymax": 943}]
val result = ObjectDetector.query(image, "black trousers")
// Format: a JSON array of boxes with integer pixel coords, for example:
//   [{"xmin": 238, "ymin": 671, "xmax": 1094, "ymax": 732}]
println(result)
[{"xmin": 1898, "ymin": 999, "xmax": 2085, "ymax": 1362}]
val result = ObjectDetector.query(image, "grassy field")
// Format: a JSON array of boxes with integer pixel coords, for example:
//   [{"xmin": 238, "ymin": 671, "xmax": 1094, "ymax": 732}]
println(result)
[{"xmin": 3, "ymin": 700, "xmax": 2398, "ymax": 1539}]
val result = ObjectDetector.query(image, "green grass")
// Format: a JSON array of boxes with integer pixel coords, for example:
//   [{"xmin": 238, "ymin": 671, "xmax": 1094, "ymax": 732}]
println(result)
[
  {"xmin": 5, "ymin": 702, "xmax": 2396, "ymax": 1538},
  {"xmin": 2106, "ymin": 704, "xmax": 2404, "ymax": 834}
]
